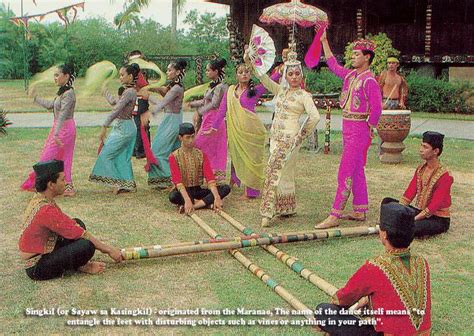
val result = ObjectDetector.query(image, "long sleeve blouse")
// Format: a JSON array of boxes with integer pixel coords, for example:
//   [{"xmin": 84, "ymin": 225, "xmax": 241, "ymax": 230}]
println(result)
[
  {"xmin": 189, "ymin": 82, "xmax": 228, "ymax": 116},
  {"xmin": 103, "ymin": 88, "xmax": 137, "ymax": 127},
  {"xmin": 149, "ymin": 84, "xmax": 184, "ymax": 116},
  {"xmin": 34, "ymin": 89, "xmax": 76, "ymax": 136}
]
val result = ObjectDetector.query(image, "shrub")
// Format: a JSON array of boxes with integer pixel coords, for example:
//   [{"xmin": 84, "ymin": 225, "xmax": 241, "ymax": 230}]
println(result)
[
  {"xmin": 406, "ymin": 72, "xmax": 472, "ymax": 113},
  {"xmin": 304, "ymin": 68, "xmax": 342, "ymax": 94},
  {"xmin": 344, "ymin": 32, "xmax": 400, "ymax": 76}
]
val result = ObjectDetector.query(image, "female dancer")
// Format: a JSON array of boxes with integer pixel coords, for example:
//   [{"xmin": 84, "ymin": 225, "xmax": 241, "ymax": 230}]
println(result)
[
  {"xmin": 247, "ymin": 50, "xmax": 320, "ymax": 227},
  {"xmin": 89, "ymin": 63, "xmax": 139, "ymax": 194},
  {"xmin": 142, "ymin": 59, "xmax": 187, "ymax": 189},
  {"xmin": 187, "ymin": 58, "xmax": 228, "ymax": 183},
  {"xmin": 204, "ymin": 63, "xmax": 280, "ymax": 199},
  {"xmin": 22, "ymin": 64, "xmax": 77, "ymax": 196}
]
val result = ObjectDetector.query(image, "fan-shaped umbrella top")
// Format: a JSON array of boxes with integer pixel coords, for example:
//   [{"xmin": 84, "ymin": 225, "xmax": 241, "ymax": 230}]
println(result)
[{"xmin": 259, "ymin": 0, "xmax": 328, "ymax": 28}]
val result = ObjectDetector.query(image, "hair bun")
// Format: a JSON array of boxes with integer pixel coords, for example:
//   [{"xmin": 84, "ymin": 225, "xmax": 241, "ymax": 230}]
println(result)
[
  {"xmin": 218, "ymin": 59, "xmax": 227, "ymax": 68},
  {"xmin": 130, "ymin": 63, "xmax": 141, "ymax": 72},
  {"xmin": 176, "ymin": 59, "xmax": 187, "ymax": 70}
]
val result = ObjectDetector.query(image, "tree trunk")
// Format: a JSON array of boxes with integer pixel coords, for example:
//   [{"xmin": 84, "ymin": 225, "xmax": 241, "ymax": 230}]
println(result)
[{"xmin": 171, "ymin": 0, "xmax": 178, "ymax": 50}]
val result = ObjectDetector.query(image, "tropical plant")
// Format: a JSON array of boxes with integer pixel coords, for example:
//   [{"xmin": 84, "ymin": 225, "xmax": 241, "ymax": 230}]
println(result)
[
  {"xmin": 0, "ymin": 107, "xmax": 12, "ymax": 135},
  {"xmin": 344, "ymin": 32, "xmax": 399, "ymax": 76}
]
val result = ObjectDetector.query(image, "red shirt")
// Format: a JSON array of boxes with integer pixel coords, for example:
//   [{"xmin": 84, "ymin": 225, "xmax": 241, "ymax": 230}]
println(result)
[
  {"xmin": 19, "ymin": 195, "xmax": 86, "ymax": 254},
  {"xmin": 334, "ymin": 250, "xmax": 431, "ymax": 335},
  {"xmin": 401, "ymin": 163, "xmax": 453, "ymax": 218},
  {"xmin": 169, "ymin": 147, "xmax": 215, "ymax": 188}
]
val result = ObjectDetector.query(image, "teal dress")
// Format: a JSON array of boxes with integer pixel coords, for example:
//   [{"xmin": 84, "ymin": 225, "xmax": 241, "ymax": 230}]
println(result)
[
  {"xmin": 147, "ymin": 84, "xmax": 184, "ymax": 188},
  {"xmin": 90, "ymin": 87, "xmax": 137, "ymax": 191}
]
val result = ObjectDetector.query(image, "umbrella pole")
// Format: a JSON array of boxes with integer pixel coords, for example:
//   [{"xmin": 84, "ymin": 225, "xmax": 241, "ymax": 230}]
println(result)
[{"xmin": 189, "ymin": 213, "xmax": 316, "ymax": 321}]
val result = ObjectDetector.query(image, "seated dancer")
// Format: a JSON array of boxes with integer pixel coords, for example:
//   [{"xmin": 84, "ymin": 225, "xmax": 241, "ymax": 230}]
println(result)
[
  {"xmin": 382, "ymin": 131, "xmax": 452, "ymax": 238},
  {"xmin": 314, "ymin": 202, "xmax": 431, "ymax": 335},
  {"xmin": 19, "ymin": 160, "xmax": 122, "ymax": 281},
  {"xmin": 90, "ymin": 63, "xmax": 139, "ymax": 194},
  {"xmin": 312, "ymin": 31, "xmax": 382, "ymax": 229},
  {"xmin": 168, "ymin": 123, "xmax": 231, "ymax": 215}
]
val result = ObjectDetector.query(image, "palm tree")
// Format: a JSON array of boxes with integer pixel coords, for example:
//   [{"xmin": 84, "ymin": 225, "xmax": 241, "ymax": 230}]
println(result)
[{"xmin": 115, "ymin": 0, "xmax": 187, "ymax": 41}]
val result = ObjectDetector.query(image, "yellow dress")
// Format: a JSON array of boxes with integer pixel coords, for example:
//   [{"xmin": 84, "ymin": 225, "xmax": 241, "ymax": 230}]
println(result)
[{"xmin": 257, "ymin": 73, "xmax": 320, "ymax": 219}]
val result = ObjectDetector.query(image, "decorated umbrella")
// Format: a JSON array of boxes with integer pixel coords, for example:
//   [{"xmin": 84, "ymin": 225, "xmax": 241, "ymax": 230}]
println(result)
[
  {"xmin": 259, "ymin": 0, "xmax": 328, "ymax": 66},
  {"xmin": 247, "ymin": 25, "xmax": 276, "ymax": 76}
]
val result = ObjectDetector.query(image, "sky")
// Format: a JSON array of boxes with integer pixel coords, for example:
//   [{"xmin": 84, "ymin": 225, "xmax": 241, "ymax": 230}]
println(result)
[{"xmin": 2, "ymin": 0, "xmax": 229, "ymax": 28}]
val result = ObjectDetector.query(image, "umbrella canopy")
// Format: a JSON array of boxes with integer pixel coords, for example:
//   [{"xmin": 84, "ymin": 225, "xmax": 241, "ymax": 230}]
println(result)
[{"xmin": 259, "ymin": 0, "xmax": 328, "ymax": 28}]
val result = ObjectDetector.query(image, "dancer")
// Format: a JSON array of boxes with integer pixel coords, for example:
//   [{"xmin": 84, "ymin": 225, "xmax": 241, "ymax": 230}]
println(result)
[
  {"xmin": 382, "ymin": 131, "xmax": 452, "ymax": 238},
  {"xmin": 247, "ymin": 49, "xmax": 320, "ymax": 227},
  {"xmin": 314, "ymin": 202, "xmax": 431, "ymax": 335},
  {"xmin": 204, "ymin": 63, "xmax": 281, "ymax": 199},
  {"xmin": 128, "ymin": 50, "xmax": 151, "ymax": 159},
  {"xmin": 187, "ymin": 58, "xmax": 228, "ymax": 182},
  {"xmin": 20, "ymin": 160, "xmax": 122, "ymax": 281},
  {"xmin": 313, "ymin": 32, "xmax": 382, "ymax": 229},
  {"xmin": 22, "ymin": 64, "xmax": 77, "ymax": 196},
  {"xmin": 168, "ymin": 123, "xmax": 231, "ymax": 215},
  {"xmin": 89, "ymin": 63, "xmax": 139, "ymax": 193},
  {"xmin": 142, "ymin": 59, "xmax": 187, "ymax": 189}
]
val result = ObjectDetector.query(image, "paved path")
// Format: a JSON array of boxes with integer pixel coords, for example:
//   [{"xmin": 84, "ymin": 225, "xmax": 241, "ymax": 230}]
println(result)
[{"xmin": 8, "ymin": 111, "xmax": 474, "ymax": 140}]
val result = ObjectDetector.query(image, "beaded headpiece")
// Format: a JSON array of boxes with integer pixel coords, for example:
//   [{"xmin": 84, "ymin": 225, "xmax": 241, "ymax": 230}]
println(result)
[
  {"xmin": 284, "ymin": 42, "xmax": 301, "ymax": 66},
  {"xmin": 353, "ymin": 39, "xmax": 376, "ymax": 52}
]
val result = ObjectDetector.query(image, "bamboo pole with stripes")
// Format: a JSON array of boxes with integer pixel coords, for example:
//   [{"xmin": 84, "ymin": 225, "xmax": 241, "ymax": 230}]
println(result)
[
  {"xmin": 121, "ymin": 225, "xmax": 379, "ymax": 260},
  {"xmin": 189, "ymin": 213, "xmax": 316, "ymax": 321}
]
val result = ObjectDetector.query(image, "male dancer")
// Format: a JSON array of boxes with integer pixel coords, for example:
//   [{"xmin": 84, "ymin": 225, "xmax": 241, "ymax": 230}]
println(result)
[
  {"xmin": 168, "ymin": 123, "xmax": 231, "ymax": 214},
  {"xmin": 382, "ymin": 131, "xmax": 452, "ymax": 237},
  {"xmin": 312, "ymin": 32, "xmax": 382, "ymax": 229},
  {"xmin": 19, "ymin": 160, "xmax": 122, "ymax": 280},
  {"xmin": 315, "ymin": 202, "xmax": 431, "ymax": 335}
]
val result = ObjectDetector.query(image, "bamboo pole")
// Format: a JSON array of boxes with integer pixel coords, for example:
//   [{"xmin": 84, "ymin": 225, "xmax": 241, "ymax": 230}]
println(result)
[
  {"xmin": 189, "ymin": 213, "xmax": 315, "ymax": 320},
  {"xmin": 121, "ymin": 225, "xmax": 379, "ymax": 260},
  {"xmin": 217, "ymin": 210, "xmax": 338, "ymax": 296}
]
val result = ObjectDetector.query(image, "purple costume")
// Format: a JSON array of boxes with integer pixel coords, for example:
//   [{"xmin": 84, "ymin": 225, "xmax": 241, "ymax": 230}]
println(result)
[
  {"xmin": 326, "ymin": 56, "xmax": 382, "ymax": 217},
  {"xmin": 212, "ymin": 73, "xmax": 281, "ymax": 197}
]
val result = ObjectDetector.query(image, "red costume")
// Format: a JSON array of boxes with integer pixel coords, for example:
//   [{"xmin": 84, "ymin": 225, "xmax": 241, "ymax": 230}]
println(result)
[
  {"xmin": 334, "ymin": 249, "xmax": 431, "ymax": 335},
  {"xmin": 19, "ymin": 194, "xmax": 87, "ymax": 255},
  {"xmin": 400, "ymin": 163, "xmax": 453, "ymax": 219},
  {"xmin": 169, "ymin": 147, "xmax": 216, "ymax": 188}
]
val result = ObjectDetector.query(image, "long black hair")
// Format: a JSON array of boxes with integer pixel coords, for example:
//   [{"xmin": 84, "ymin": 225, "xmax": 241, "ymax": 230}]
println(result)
[
  {"xmin": 208, "ymin": 58, "xmax": 227, "ymax": 89},
  {"xmin": 122, "ymin": 63, "xmax": 140, "ymax": 88},
  {"xmin": 57, "ymin": 63, "xmax": 75, "ymax": 96},
  {"xmin": 167, "ymin": 58, "xmax": 188, "ymax": 89}
]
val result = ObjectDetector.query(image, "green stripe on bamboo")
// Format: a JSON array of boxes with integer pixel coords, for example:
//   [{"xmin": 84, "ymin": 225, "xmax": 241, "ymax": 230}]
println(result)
[
  {"xmin": 189, "ymin": 213, "xmax": 315, "ymax": 320},
  {"xmin": 217, "ymin": 210, "xmax": 346, "ymax": 297}
]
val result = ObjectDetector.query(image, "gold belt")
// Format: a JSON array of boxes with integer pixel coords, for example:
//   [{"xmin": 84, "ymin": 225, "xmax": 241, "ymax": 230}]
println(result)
[{"xmin": 342, "ymin": 111, "xmax": 369, "ymax": 121}]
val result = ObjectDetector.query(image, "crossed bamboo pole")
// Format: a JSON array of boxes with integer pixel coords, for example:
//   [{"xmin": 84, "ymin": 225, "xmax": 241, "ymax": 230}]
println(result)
[
  {"xmin": 217, "ymin": 210, "xmax": 340, "ymax": 296},
  {"xmin": 121, "ymin": 224, "xmax": 379, "ymax": 261},
  {"xmin": 189, "ymin": 213, "xmax": 315, "ymax": 321}
]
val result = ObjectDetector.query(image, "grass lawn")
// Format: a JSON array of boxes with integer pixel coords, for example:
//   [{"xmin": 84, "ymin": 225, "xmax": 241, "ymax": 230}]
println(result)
[
  {"xmin": 2, "ymin": 79, "xmax": 474, "ymax": 121},
  {"xmin": 1, "ymin": 127, "xmax": 473, "ymax": 334}
]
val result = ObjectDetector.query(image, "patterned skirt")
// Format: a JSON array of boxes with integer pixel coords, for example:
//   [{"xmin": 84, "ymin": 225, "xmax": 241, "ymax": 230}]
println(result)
[
  {"xmin": 89, "ymin": 119, "xmax": 137, "ymax": 190},
  {"xmin": 148, "ymin": 112, "xmax": 182, "ymax": 188}
]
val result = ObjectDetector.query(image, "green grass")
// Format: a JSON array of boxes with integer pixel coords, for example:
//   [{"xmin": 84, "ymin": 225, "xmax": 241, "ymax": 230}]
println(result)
[{"xmin": 1, "ymin": 128, "xmax": 473, "ymax": 334}]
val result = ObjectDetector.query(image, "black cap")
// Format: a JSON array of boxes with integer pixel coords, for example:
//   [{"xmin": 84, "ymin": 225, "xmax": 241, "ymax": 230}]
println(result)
[
  {"xmin": 33, "ymin": 160, "xmax": 64, "ymax": 180},
  {"xmin": 179, "ymin": 122, "xmax": 195, "ymax": 136},
  {"xmin": 380, "ymin": 202, "xmax": 416, "ymax": 248},
  {"xmin": 422, "ymin": 131, "xmax": 444, "ymax": 154}
]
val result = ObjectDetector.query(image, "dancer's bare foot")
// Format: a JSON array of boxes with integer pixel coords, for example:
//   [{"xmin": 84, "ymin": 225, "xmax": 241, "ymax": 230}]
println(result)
[
  {"xmin": 340, "ymin": 212, "xmax": 366, "ymax": 221},
  {"xmin": 78, "ymin": 261, "xmax": 106, "ymax": 275},
  {"xmin": 261, "ymin": 217, "xmax": 271, "ymax": 228},
  {"xmin": 63, "ymin": 190, "xmax": 76, "ymax": 197},
  {"xmin": 315, "ymin": 215, "xmax": 340, "ymax": 229}
]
